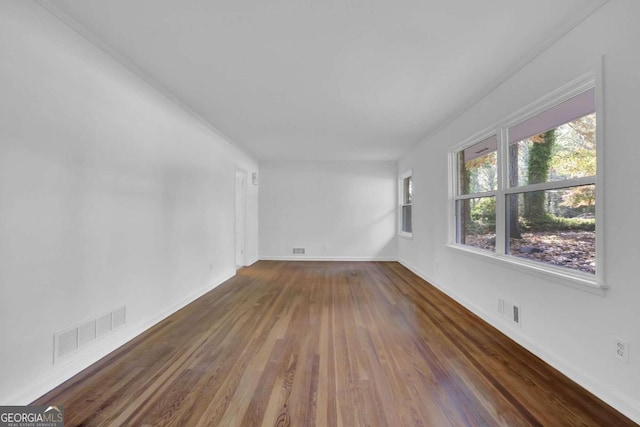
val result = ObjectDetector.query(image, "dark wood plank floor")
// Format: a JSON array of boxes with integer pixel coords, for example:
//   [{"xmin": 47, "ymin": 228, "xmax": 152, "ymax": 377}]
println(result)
[{"xmin": 34, "ymin": 261, "xmax": 636, "ymax": 426}]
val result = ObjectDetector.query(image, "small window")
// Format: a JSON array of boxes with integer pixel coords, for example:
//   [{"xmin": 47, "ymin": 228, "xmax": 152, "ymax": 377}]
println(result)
[{"xmin": 400, "ymin": 172, "xmax": 413, "ymax": 236}]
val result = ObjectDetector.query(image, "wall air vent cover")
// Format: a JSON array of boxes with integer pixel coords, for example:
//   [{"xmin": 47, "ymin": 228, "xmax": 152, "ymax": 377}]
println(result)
[{"xmin": 53, "ymin": 306, "xmax": 126, "ymax": 363}]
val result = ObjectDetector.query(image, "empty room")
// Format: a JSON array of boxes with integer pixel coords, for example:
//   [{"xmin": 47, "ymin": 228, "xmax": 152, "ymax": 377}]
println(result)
[{"xmin": 1, "ymin": 0, "xmax": 639, "ymax": 425}]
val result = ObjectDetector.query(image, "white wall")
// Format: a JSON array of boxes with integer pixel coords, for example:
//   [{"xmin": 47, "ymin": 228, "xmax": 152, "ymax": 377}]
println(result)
[
  {"xmin": 398, "ymin": 0, "xmax": 640, "ymax": 422},
  {"xmin": 0, "ymin": 1, "xmax": 258, "ymax": 404},
  {"xmin": 259, "ymin": 161, "xmax": 397, "ymax": 260}
]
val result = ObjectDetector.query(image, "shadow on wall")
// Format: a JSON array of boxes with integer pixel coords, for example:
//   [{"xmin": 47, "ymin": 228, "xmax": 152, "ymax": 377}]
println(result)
[{"xmin": 338, "ymin": 207, "xmax": 397, "ymax": 259}]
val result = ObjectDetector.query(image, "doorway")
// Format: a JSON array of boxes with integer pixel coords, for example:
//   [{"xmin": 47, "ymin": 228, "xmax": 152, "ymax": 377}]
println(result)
[{"xmin": 235, "ymin": 169, "xmax": 247, "ymax": 269}]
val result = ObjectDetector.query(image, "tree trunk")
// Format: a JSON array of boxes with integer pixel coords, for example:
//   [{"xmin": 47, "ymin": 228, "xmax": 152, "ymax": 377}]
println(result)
[
  {"xmin": 508, "ymin": 143, "xmax": 522, "ymax": 239},
  {"xmin": 524, "ymin": 130, "xmax": 555, "ymax": 221}
]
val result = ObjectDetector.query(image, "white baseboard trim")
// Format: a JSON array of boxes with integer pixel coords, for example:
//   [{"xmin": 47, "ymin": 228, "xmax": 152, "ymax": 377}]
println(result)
[
  {"xmin": 397, "ymin": 258, "xmax": 640, "ymax": 425},
  {"xmin": 7, "ymin": 270, "xmax": 236, "ymax": 406},
  {"xmin": 259, "ymin": 256, "xmax": 397, "ymax": 262},
  {"xmin": 244, "ymin": 256, "xmax": 260, "ymax": 266}
]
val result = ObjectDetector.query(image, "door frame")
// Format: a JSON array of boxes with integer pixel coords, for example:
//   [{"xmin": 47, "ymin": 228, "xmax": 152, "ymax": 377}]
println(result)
[{"xmin": 235, "ymin": 169, "xmax": 247, "ymax": 269}]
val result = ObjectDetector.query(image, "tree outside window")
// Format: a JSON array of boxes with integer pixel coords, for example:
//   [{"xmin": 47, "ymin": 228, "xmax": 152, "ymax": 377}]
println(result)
[{"xmin": 453, "ymin": 86, "xmax": 597, "ymax": 275}]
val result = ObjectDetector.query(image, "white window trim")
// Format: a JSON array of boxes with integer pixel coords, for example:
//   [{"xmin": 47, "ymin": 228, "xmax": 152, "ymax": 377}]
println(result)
[
  {"xmin": 448, "ymin": 71, "xmax": 605, "ymax": 293},
  {"xmin": 399, "ymin": 170, "xmax": 413, "ymax": 238}
]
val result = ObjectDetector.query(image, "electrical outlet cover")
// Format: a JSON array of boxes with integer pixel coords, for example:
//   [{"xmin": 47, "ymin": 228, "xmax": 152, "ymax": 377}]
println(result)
[{"xmin": 615, "ymin": 338, "xmax": 629, "ymax": 363}]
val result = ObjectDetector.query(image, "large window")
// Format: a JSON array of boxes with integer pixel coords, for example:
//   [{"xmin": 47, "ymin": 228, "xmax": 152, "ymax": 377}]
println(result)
[
  {"xmin": 399, "ymin": 171, "xmax": 413, "ymax": 236},
  {"xmin": 452, "ymin": 82, "xmax": 599, "ymax": 285}
]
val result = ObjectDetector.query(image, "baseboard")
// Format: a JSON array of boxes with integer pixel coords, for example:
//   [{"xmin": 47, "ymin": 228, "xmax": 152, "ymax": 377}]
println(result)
[
  {"xmin": 259, "ymin": 255, "xmax": 397, "ymax": 262},
  {"xmin": 7, "ymin": 270, "xmax": 236, "ymax": 406},
  {"xmin": 397, "ymin": 258, "xmax": 640, "ymax": 424},
  {"xmin": 245, "ymin": 256, "xmax": 260, "ymax": 266}
]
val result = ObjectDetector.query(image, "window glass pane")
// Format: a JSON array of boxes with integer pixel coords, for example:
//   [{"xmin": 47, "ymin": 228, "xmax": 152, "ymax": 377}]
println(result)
[
  {"xmin": 403, "ymin": 176, "xmax": 413, "ymax": 204},
  {"xmin": 506, "ymin": 185, "xmax": 595, "ymax": 274},
  {"xmin": 509, "ymin": 111, "xmax": 596, "ymax": 187},
  {"xmin": 402, "ymin": 205, "xmax": 412, "ymax": 233},
  {"xmin": 509, "ymin": 88, "xmax": 595, "ymax": 144},
  {"xmin": 458, "ymin": 136, "xmax": 497, "ymax": 195},
  {"xmin": 456, "ymin": 196, "xmax": 496, "ymax": 251}
]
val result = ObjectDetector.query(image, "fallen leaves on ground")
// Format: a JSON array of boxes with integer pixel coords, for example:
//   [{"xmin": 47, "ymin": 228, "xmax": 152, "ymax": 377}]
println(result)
[{"xmin": 466, "ymin": 231, "xmax": 595, "ymax": 274}]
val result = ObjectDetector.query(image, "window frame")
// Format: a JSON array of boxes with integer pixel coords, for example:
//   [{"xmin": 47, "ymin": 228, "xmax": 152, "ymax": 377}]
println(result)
[
  {"xmin": 448, "ymin": 73, "xmax": 605, "ymax": 293},
  {"xmin": 399, "ymin": 170, "xmax": 413, "ymax": 238},
  {"xmin": 453, "ymin": 134, "xmax": 499, "ymax": 250}
]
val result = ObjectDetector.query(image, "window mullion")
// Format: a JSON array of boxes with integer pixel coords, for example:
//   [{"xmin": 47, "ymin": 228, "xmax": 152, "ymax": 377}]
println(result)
[
  {"xmin": 504, "ymin": 176, "xmax": 596, "ymax": 194},
  {"xmin": 495, "ymin": 127, "xmax": 509, "ymax": 255},
  {"xmin": 454, "ymin": 191, "xmax": 497, "ymax": 201}
]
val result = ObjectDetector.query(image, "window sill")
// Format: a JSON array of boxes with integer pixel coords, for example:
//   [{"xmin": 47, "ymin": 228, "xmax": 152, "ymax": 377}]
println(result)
[
  {"xmin": 446, "ymin": 243, "xmax": 606, "ymax": 295},
  {"xmin": 399, "ymin": 231, "xmax": 413, "ymax": 239}
]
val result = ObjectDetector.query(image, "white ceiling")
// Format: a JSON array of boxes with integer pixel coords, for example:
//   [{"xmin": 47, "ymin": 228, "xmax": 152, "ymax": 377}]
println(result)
[{"xmin": 40, "ymin": 0, "xmax": 604, "ymax": 161}]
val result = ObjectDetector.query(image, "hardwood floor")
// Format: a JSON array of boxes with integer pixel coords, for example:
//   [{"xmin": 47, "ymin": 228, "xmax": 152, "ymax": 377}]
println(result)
[{"xmin": 34, "ymin": 261, "xmax": 636, "ymax": 426}]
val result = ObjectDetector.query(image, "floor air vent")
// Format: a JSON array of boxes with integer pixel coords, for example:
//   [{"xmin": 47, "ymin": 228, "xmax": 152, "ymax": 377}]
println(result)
[
  {"xmin": 292, "ymin": 247, "xmax": 305, "ymax": 255},
  {"xmin": 54, "ymin": 306, "xmax": 126, "ymax": 363}
]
